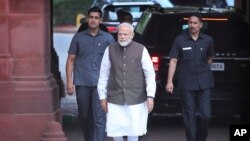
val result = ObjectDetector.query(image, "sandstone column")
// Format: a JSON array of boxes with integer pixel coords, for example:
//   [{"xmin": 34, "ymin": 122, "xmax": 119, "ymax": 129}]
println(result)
[{"xmin": 0, "ymin": 0, "xmax": 61, "ymax": 140}]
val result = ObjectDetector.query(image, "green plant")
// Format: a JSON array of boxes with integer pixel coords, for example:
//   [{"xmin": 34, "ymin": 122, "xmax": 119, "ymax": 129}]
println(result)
[{"xmin": 52, "ymin": 0, "xmax": 92, "ymax": 26}]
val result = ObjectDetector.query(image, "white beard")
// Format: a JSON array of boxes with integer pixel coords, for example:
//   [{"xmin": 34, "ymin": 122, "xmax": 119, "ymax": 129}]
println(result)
[{"xmin": 118, "ymin": 39, "xmax": 132, "ymax": 47}]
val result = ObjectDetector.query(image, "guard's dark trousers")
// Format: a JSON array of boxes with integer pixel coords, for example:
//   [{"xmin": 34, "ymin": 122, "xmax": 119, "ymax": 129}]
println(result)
[
  {"xmin": 180, "ymin": 89, "xmax": 211, "ymax": 141},
  {"xmin": 76, "ymin": 86, "xmax": 106, "ymax": 141}
]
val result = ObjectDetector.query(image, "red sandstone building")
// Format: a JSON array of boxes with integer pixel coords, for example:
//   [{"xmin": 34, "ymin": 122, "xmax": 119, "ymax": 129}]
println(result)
[{"xmin": 0, "ymin": 0, "xmax": 65, "ymax": 141}]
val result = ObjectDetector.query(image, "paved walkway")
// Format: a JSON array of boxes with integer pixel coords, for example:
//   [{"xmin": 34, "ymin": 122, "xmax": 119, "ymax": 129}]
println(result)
[
  {"xmin": 60, "ymin": 94, "xmax": 81, "ymax": 141},
  {"xmin": 60, "ymin": 95, "xmax": 115, "ymax": 141},
  {"xmin": 54, "ymin": 26, "xmax": 84, "ymax": 140},
  {"xmin": 60, "ymin": 94, "xmax": 233, "ymax": 141}
]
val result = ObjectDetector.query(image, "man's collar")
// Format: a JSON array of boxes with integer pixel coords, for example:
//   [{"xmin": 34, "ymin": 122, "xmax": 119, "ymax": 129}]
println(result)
[
  {"xmin": 186, "ymin": 32, "xmax": 205, "ymax": 40},
  {"xmin": 85, "ymin": 28, "xmax": 104, "ymax": 36}
]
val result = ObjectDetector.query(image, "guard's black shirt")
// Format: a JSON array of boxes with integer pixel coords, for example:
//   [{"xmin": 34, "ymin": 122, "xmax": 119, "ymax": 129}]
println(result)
[{"xmin": 169, "ymin": 32, "xmax": 215, "ymax": 90}]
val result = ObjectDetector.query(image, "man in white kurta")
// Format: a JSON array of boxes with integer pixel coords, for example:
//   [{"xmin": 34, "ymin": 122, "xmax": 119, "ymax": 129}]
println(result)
[{"xmin": 97, "ymin": 23, "xmax": 156, "ymax": 141}]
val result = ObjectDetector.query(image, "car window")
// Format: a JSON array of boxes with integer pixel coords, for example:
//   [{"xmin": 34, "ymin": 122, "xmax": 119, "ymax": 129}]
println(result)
[
  {"xmin": 103, "ymin": 5, "xmax": 156, "ymax": 22},
  {"xmin": 152, "ymin": 0, "xmax": 174, "ymax": 8},
  {"xmin": 104, "ymin": 6, "xmax": 143, "ymax": 21},
  {"xmin": 107, "ymin": 11, "xmax": 117, "ymax": 21}
]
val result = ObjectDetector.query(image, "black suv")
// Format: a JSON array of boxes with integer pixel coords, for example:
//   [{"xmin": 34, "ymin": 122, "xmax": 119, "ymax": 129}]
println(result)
[{"xmin": 135, "ymin": 6, "xmax": 250, "ymax": 122}]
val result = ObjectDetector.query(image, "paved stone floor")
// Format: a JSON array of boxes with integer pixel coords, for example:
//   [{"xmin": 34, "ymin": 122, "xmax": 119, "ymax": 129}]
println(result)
[{"xmin": 60, "ymin": 94, "xmax": 235, "ymax": 141}]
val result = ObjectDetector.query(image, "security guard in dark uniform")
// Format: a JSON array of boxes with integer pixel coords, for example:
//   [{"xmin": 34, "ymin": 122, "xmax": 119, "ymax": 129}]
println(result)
[
  {"xmin": 166, "ymin": 13, "xmax": 214, "ymax": 141},
  {"xmin": 66, "ymin": 7, "xmax": 115, "ymax": 141}
]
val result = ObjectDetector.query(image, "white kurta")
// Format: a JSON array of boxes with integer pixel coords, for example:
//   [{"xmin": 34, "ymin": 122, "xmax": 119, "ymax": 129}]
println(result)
[
  {"xmin": 106, "ymin": 102, "xmax": 148, "ymax": 136},
  {"xmin": 97, "ymin": 45, "xmax": 156, "ymax": 137}
]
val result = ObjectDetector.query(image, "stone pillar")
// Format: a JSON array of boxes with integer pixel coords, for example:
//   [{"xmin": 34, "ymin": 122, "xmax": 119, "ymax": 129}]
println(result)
[
  {"xmin": 0, "ymin": 0, "xmax": 61, "ymax": 141},
  {"xmin": 41, "ymin": 121, "xmax": 67, "ymax": 141}
]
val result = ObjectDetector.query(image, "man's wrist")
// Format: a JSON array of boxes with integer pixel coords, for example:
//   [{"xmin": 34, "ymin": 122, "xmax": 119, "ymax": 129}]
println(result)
[{"xmin": 147, "ymin": 96, "xmax": 154, "ymax": 99}]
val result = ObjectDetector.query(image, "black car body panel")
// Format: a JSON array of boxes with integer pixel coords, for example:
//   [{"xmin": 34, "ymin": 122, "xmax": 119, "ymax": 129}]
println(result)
[{"xmin": 135, "ymin": 7, "xmax": 250, "ymax": 119}]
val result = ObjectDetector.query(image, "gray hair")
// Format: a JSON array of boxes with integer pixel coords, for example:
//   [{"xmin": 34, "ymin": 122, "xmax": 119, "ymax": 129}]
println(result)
[{"xmin": 118, "ymin": 22, "xmax": 134, "ymax": 32}]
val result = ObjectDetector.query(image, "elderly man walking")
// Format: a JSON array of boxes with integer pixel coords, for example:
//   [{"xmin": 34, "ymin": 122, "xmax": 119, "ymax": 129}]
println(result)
[{"xmin": 98, "ymin": 22, "xmax": 156, "ymax": 141}]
